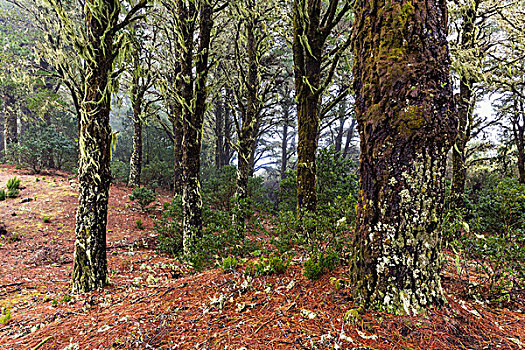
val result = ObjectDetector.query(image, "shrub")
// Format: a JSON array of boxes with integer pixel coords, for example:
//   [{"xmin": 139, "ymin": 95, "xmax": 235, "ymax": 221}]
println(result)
[
  {"xmin": 221, "ymin": 256, "xmax": 239, "ymax": 272},
  {"xmin": 7, "ymin": 189, "xmax": 19, "ymax": 199},
  {"xmin": 111, "ymin": 160, "xmax": 130, "ymax": 183},
  {"xmin": 303, "ymin": 250, "xmax": 339, "ymax": 280},
  {"xmin": 135, "ymin": 219, "xmax": 145, "ymax": 230},
  {"xmin": 450, "ymin": 177, "xmax": 525, "ymax": 301},
  {"xmin": 129, "ymin": 186, "xmax": 157, "ymax": 211},
  {"xmin": 7, "ymin": 123, "xmax": 76, "ymax": 172},
  {"xmin": 6, "ymin": 177, "xmax": 20, "ymax": 191},
  {"xmin": 0, "ymin": 190, "xmax": 5, "ymax": 201},
  {"xmin": 244, "ymin": 255, "xmax": 288, "ymax": 276},
  {"xmin": 278, "ymin": 147, "xmax": 358, "ymax": 218}
]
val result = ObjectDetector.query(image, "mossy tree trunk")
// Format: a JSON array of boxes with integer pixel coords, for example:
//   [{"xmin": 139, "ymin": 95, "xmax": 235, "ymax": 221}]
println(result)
[
  {"xmin": 214, "ymin": 93, "xmax": 225, "ymax": 170},
  {"xmin": 3, "ymin": 92, "xmax": 17, "ymax": 156},
  {"xmin": 511, "ymin": 98, "xmax": 525, "ymax": 184},
  {"xmin": 350, "ymin": 0, "xmax": 457, "ymax": 314},
  {"xmin": 71, "ymin": 0, "xmax": 118, "ymax": 293},
  {"xmin": 292, "ymin": 0, "xmax": 351, "ymax": 213},
  {"xmin": 450, "ymin": 1, "xmax": 479, "ymax": 210},
  {"xmin": 175, "ymin": 0, "xmax": 213, "ymax": 254},
  {"xmin": 128, "ymin": 70, "xmax": 145, "ymax": 188},
  {"xmin": 293, "ymin": 0, "xmax": 321, "ymax": 212},
  {"xmin": 234, "ymin": 1, "xmax": 261, "ymax": 229},
  {"xmin": 70, "ymin": 0, "xmax": 146, "ymax": 293},
  {"xmin": 172, "ymin": 101, "xmax": 183, "ymax": 195}
]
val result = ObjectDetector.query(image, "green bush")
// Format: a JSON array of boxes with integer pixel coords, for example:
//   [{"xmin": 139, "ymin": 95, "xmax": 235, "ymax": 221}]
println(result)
[
  {"xmin": 0, "ymin": 189, "xmax": 5, "ymax": 201},
  {"xmin": 6, "ymin": 177, "xmax": 20, "ymax": 191},
  {"xmin": 129, "ymin": 186, "xmax": 157, "ymax": 211},
  {"xmin": 7, "ymin": 123, "xmax": 76, "ymax": 172},
  {"xmin": 220, "ymin": 256, "xmax": 239, "ymax": 272},
  {"xmin": 303, "ymin": 250, "xmax": 339, "ymax": 280},
  {"xmin": 155, "ymin": 196, "xmax": 184, "ymax": 256},
  {"xmin": 278, "ymin": 147, "xmax": 358, "ymax": 218},
  {"xmin": 156, "ymin": 195, "xmax": 261, "ymax": 269},
  {"xmin": 111, "ymin": 160, "xmax": 130, "ymax": 183},
  {"xmin": 142, "ymin": 158, "xmax": 173, "ymax": 189},
  {"xmin": 244, "ymin": 255, "xmax": 288, "ymax": 276},
  {"xmin": 450, "ymin": 177, "xmax": 525, "ymax": 301}
]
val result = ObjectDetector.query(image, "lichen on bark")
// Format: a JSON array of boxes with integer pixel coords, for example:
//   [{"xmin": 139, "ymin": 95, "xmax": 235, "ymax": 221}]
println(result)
[{"xmin": 350, "ymin": 0, "xmax": 457, "ymax": 314}]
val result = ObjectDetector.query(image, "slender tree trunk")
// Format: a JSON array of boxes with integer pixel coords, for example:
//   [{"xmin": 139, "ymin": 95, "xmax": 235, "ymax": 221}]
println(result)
[
  {"xmin": 172, "ymin": 102, "xmax": 183, "ymax": 195},
  {"xmin": 350, "ymin": 0, "xmax": 456, "ymax": 314},
  {"xmin": 128, "ymin": 109, "xmax": 143, "ymax": 187},
  {"xmin": 234, "ymin": 5, "xmax": 260, "ymax": 229},
  {"xmin": 281, "ymin": 118, "xmax": 289, "ymax": 181},
  {"xmin": 293, "ymin": 0, "xmax": 322, "ymax": 212},
  {"xmin": 3, "ymin": 93, "xmax": 17, "ymax": 156},
  {"xmin": 179, "ymin": 0, "xmax": 213, "ymax": 254},
  {"xmin": 71, "ymin": 0, "xmax": 118, "ymax": 293},
  {"xmin": 513, "ymin": 99, "xmax": 525, "ymax": 184},
  {"xmin": 334, "ymin": 99, "xmax": 346, "ymax": 155},
  {"xmin": 450, "ymin": 3, "xmax": 477, "ymax": 210},
  {"xmin": 215, "ymin": 94, "xmax": 225, "ymax": 170},
  {"xmin": 342, "ymin": 118, "xmax": 356, "ymax": 159},
  {"xmin": 223, "ymin": 95, "xmax": 233, "ymax": 167}
]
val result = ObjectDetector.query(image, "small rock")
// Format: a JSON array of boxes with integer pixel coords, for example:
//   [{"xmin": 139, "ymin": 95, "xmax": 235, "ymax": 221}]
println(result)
[{"xmin": 20, "ymin": 197, "xmax": 33, "ymax": 203}]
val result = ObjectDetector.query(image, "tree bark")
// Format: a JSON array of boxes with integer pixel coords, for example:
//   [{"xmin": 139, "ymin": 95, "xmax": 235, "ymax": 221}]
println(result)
[
  {"xmin": 341, "ymin": 118, "xmax": 356, "ymax": 159},
  {"xmin": 350, "ymin": 0, "xmax": 457, "ymax": 314},
  {"xmin": 215, "ymin": 94, "xmax": 225, "ymax": 170},
  {"xmin": 71, "ymin": 0, "xmax": 119, "ymax": 293},
  {"xmin": 178, "ymin": 0, "xmax": 213, "ymax": 254},
  {"xmin": 450, "ymin": 2, "xmax": 478, "ymax": 210},
  {"xmin": 293, "ymin": 0, "xmax": 322, "ymax": 213},
  {"xmin": 234, "ymin": 3, "xmax": 260, "ymax": 228},
  {"xmin": 3, "ymin": 92, "xmax": 17, "ymax": 156},
  {"xmin": 128, "ymin": 111, "xmax": 143, "ymax": 188},
  {"xmin": 512, "ymin": 99, "xmax": 525, "ymax": 184}
]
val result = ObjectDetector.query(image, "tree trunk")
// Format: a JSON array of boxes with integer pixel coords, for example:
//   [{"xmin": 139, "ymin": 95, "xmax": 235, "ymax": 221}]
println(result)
[
  {"xmin": 215, "ymin": 94, "xmax": 225, "ymax": 170},
  {"xmin": 281, "ymin": 118, "xmax": 289, "ymax": 181},
  {"xmin": 71, "ymin": 0, "xmax": 118, "ymax": 293},
  {"xmin": 172, "ymin": 102, "xmax": 183, "ymax": 195},
  {"xmin": 223, "ymin": 93, "xmax": 233, "ymax": 167},
  {"xmin": 450, "ymin": 3, "xmax": 477, "ymax": 210},
  {"xmin": 513, "ymin": 99, "xmax": 525, "ymax": 184},
  {"xmin": 3, "ymin": 92, "xmax": 17, "ymax": 156},
  {"xmin": 341, "ymin": 118, "xmax": 356, "ymax": 159},
  {"xmin": 350, "ymin": 0, "xmax": 456, "ymax": 314},
  {"xmin": 334, "ymin": 98, "xmax": 347, "ymax": 155},
  {"xmin": 179, "ymin": 0, "xmax": 213, "ymax": 254},
  {"xmin": 128, "ymin": 110, "xmax": 143, "ymax": 188},
  {"xmin": 293, "ymin": 0, "xmax": 322, "ymax": 213}
]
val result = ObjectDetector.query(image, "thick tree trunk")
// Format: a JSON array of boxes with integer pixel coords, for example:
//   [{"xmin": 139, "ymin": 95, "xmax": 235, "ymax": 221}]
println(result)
[
  {"xmin": 350, "ymin": 0, "xmax": 456, "ymax": 314},
  {"xmin": 71, "ymin": 0, "xmax": 118, "ymax": 293},
  {"xmin": 293, "ymin": 0, "xmax": 322, "ymax": 212}
]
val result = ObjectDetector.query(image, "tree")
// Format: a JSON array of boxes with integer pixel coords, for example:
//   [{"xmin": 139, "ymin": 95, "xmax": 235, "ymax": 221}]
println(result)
[
  {"xmin": 350, "ymin": 1, "xmax": 457, "ymax": 314},
  {"xmin": 40, "ymin": 0, "xmax": 146, "ymax": 292},
  {"xmin": 125, "ymin": 22, "xmax": 158, "ymax": 188},
  {"xmin": 157, "ymin": 0, "xmax": 214, "ymax": 253},
  {"xmin": 292, "ymin": 0, "xmax": 351, "ymax": 212}
]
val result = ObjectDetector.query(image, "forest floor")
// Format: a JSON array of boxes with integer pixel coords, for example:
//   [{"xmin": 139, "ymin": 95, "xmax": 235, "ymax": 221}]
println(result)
[{"xmin": 0, "ymin": 165, "xmax": 524, "ymax": 349}]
